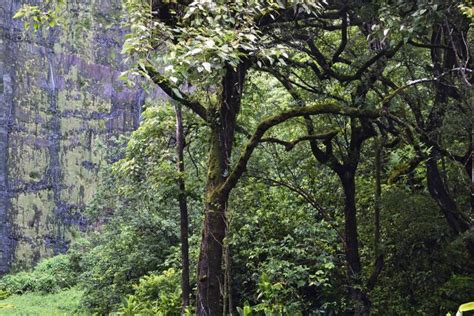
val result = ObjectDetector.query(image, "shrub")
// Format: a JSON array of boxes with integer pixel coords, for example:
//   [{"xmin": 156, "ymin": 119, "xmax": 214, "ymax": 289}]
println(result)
[
  {"xmin": 118, "ymin": 268, "xmax": 182, "ymax": 315},
  {"xmin": 0, "ymin": 254, "xmax": 79, "ymax": 294},
  {"xmin": 237, "ymin": 273, "xmax": 303, "ymax": 316},
  {"xmin": 79, "ymin": 219, "xmax": 178, "ymax": 313}
]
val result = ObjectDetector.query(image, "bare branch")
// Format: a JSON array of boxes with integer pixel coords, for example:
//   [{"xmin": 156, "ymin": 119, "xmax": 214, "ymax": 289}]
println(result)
[{"xmin": 332, "ymin": 12, "xmax": 348, "ymax": 63}]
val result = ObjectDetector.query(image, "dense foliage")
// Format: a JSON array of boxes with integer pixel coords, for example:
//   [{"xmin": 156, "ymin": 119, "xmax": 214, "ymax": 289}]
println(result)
[
  {"xmin": 0, "ymin": 255, "xmax": 79, "ymax": 295},
  {"xmin": 6, "ymin": 0, "xmax": 474, "ymax": 315}
]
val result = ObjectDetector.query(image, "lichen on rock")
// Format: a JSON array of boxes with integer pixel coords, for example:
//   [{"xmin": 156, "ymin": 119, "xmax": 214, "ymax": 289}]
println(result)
[{"xmin": 0, "ymin": 0, "xmax": 164, "ymax": 272}]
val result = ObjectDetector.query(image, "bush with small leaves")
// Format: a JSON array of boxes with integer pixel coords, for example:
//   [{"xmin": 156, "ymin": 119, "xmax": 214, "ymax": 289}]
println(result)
[
  {"xmin": 0, "ymin": 254, "xmax": 79, "ymax": 294},
  {"xmin": 117, "ymin": 268, "xmax": 182, "ymax": 316}
]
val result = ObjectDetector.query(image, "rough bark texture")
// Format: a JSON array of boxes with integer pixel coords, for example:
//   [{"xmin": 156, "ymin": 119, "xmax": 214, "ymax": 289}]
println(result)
[
  {"xmin": 175, "ymin": 103, "xmax": 190, "ymax": 312},
  {"xmin": 338, "ymin": 165, "xmax": 370, "ymax": 316},
  {"xmin": 424, "ymin": 18, "xmax": 473, "ymax": 256},
  {"xmin": 340, "ymin": 169, "xmax": 366, "ymax": 315},
  {"xmin": 196, "ymin": 64, "xmax": 247, "ymax": 315},
  {"xmin": 340, "ymin": 170, "xmax": 361, "ymax": 276},
  {"xmin": 374, "ymin": 138, "xmax": 382, "ymax": 255}
]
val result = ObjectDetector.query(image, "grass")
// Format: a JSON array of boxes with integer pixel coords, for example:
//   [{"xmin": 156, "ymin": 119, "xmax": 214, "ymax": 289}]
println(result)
[{"xmin": 0, "ymin": 287, "xmax": 85, "ymax": 315}]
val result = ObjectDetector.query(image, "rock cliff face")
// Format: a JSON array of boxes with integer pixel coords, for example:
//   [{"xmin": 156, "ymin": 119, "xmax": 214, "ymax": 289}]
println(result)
[{"xmin": 0, "ymin": 0, "xmax": 160, "ymax": 272}]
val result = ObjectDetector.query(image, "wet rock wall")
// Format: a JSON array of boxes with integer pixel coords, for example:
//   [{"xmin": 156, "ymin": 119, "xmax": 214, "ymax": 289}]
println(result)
[{"xmin": 0, "ymin": 0, "xmax": 159, "ymax": 272}]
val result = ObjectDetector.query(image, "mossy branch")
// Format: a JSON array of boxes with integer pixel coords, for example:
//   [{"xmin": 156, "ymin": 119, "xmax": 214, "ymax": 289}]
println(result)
[{"xmin": 220, "ymin": 102, "xmax": 380, "ymax": 197}]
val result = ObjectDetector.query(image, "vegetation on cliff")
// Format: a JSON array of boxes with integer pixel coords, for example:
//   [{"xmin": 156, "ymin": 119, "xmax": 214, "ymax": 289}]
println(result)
[{"xmin": 3, "ymin": 0, "xmax": 474, "ymax": 315}]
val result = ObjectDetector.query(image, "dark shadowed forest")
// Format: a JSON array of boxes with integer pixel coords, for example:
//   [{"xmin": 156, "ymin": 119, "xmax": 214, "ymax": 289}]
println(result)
[{"xmin": 0, "ymin": 0, "xmax": 473, "ymax": 315}]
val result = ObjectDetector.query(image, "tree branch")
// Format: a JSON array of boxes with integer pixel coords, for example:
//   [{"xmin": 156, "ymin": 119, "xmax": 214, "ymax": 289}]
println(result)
[
  {"xmin": 306, "ymin": 38, "xmax": 403, "ymax": 82},
  {"xmin": 144, "ymin": 64, "xmax": 208, "ymax": 122},
  {"xmin": 219, "ymin": 102, "xmax": 379, "ymax": 197},
  {"xmin": 381, "ymin": 67, "xmax": 472, "ymax": 108},
  {"xmin": 367, "ymin": 254, "xmax": 384, "ymax": 291},
  {"xmin": 332, "ymin": 12, "xmax": 348, "ymax": 63},
  {"xmin": 260, "ymin": 131, "xmax": 338, "ymax": 151}
]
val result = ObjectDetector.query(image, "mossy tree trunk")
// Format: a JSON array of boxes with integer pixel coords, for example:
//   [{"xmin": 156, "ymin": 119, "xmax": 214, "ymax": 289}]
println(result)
[
  {"xmin": 196, "ymin": 64, "xmax": 247, "ymax": 316},
  {"xmin": 175, "ymin": 103, "xmax": 191, "ymax": 312}
]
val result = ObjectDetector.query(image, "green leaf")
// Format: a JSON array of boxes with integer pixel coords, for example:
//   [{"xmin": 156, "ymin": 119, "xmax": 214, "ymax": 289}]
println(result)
[
  {"xmin": 118, "ymin": 71, "xmax": 129, "ymax": 82},
  {"xmin": 189, "ymin": 48, "xmax": 202, "ymax": 56},
  {"xmin": 171, "ymin": 88, "xmax": 183, "ymax": 99},
  {"xmin": 13, "ymin": 11, "xmax": 25, "ymax": 19},
  {"xmin": 202, "ymin": 62, "xmax": 212, "ymax": 72},
  {"xmin": 459, "ymin": 302, "xmax": 474, "ymax": 312},
  {"xmin": 243, "ymin": 304, "xmax": 252, "ymax": 316}
]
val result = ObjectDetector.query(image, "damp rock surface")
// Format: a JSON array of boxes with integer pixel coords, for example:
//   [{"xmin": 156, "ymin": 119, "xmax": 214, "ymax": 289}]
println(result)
[{"xmin": 0, "ymin": 0, "xmax": 163, "ymax": 272}]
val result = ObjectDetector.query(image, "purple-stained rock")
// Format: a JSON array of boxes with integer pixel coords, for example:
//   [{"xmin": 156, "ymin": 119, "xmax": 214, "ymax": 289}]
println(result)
[{"xmin": 0, "ymin": 0, "xmax": 166, "ymax": 272}]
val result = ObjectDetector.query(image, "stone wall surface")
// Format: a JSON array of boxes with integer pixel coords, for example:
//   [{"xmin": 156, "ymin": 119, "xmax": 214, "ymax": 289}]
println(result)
[{"xmin": 0, "ymin": 0, "xmax": 161, "ymax": 272}]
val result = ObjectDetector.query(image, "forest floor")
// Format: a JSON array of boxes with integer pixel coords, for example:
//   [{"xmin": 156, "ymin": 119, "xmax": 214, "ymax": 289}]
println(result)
[{"xmin": 0, "ymin": 287, "xmax": 83, "ymax": 315}]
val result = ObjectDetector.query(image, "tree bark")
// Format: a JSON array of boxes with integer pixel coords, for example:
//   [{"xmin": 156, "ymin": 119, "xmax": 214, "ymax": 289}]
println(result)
[
  {"xmin": 374, "ymin": 138, "xmax": 382, "ymax": 255},
  {"xmin": 175, "ymin": 103, "xmax": 191, "ymax": 313},
  {"xmin": 339, "ymin": 168, "xmax": 370, "ymax": 316},
  {"xmin": 424, "ymin": 19, "xmax": 474, "ymax": 256},
  {"xmin": 223, "ymin": 243, "xmax": 233, "ymax": 315},
  {"xmin": 196, "ymin": 64, "xmax": 247, "ymax": 315},
  {"xmin": 340, "ymin": 170, "xmax": 361, "ymax": 277},
  {"xmin": 427, "ymin": 152, "xmax": 469, "ymax": 234},
  {"xmin": 426, "ymin": 151, "xmax": 474, "ymax": 256},
  {"xmin": 299, "ymin": 109, "xmax": 374, "ymax": 315}
]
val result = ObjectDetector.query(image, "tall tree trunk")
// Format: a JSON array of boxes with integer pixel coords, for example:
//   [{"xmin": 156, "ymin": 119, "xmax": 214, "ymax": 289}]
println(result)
[
  {"xmin": 196, "ymin": 189, "xmax": 227, "ymax": 316},
  {"xmin": 223, "ymin": 243, "xmax": 233, "ymax": 315},
  {"xmin": 424, "ymin": 20, "xmax": 474, "ymax": 256},
  {"xmin": 175, "ymin": 103, "xmax": 191, "ymax": 312},
  {"xmin": 340, "ymin": 169, "xmax": 361, "ymax": 277},
  {"xmin": 374, "ymin": 138, "xmax": 382, "ymax": 256},
  {"xmin": 427, "ymin": 152, "xmax": 470, "ymax": 234},
  {"xmin": 196, "ymin": 64, "xmax": 247, "ymax": 315},
  {"xmin": 301, "ymin": 115, "xmax": 375, "ymax": 314},
  {"xmin": 339, "ymin": 168, "xmax": 370, "ymax": 315},
  {"xmin": 426, "ymin": 151, "xmax": 474, "ymax": 256}
]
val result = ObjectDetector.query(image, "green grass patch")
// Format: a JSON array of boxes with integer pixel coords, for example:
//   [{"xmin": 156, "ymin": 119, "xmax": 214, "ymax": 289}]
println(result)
[{"xmin": 0, "ymin": 287, "xmax": 85, "ymax": 315}]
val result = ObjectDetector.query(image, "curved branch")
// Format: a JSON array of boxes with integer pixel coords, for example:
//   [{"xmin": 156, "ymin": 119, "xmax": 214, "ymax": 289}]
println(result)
[
  {"xmin": 260, "ymin": 131, "xmax": 338, "ymax": 151},
  {"xmin": 219, "ymin": 102, "xmax": 379, "ymax": 197},
  {"xmin": 381, "ymin": 67, "xmax": 472, "ymax": 108},
  {"xmin": 144, "ymin": 64, "xmax": 208, "ymax": 122},
  {"xmin": 332, "ymin": 12, "xmax": 348, "ymax": 63},
  {"xmin": 307, "ymin": 39, "xmax": 403, "ymax": 82}
]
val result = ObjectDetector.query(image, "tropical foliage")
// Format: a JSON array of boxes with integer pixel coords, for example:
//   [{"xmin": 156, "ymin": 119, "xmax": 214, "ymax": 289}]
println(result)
[{"xmin": 7, "ymin": 0, "xmax": 474, "ymax": 315}]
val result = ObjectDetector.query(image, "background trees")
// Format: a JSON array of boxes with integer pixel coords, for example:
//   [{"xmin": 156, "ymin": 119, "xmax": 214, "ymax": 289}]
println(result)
[{"xmin": 6, "ymin": 0, "xmax": 474, "ymax": 315}]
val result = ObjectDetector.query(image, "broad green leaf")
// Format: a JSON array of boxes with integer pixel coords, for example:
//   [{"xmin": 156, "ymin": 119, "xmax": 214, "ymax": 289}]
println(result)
[
  {"xmin": 13, "ymin": 11, "xmax": 25, "ymax": 19},
  {"xmin": 202, "ymin": 62, "xmax": 212, "ymax": 72},
  {"xmin": 459, "ymin": 302, "xmax": 474, "ymax": 312}
]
